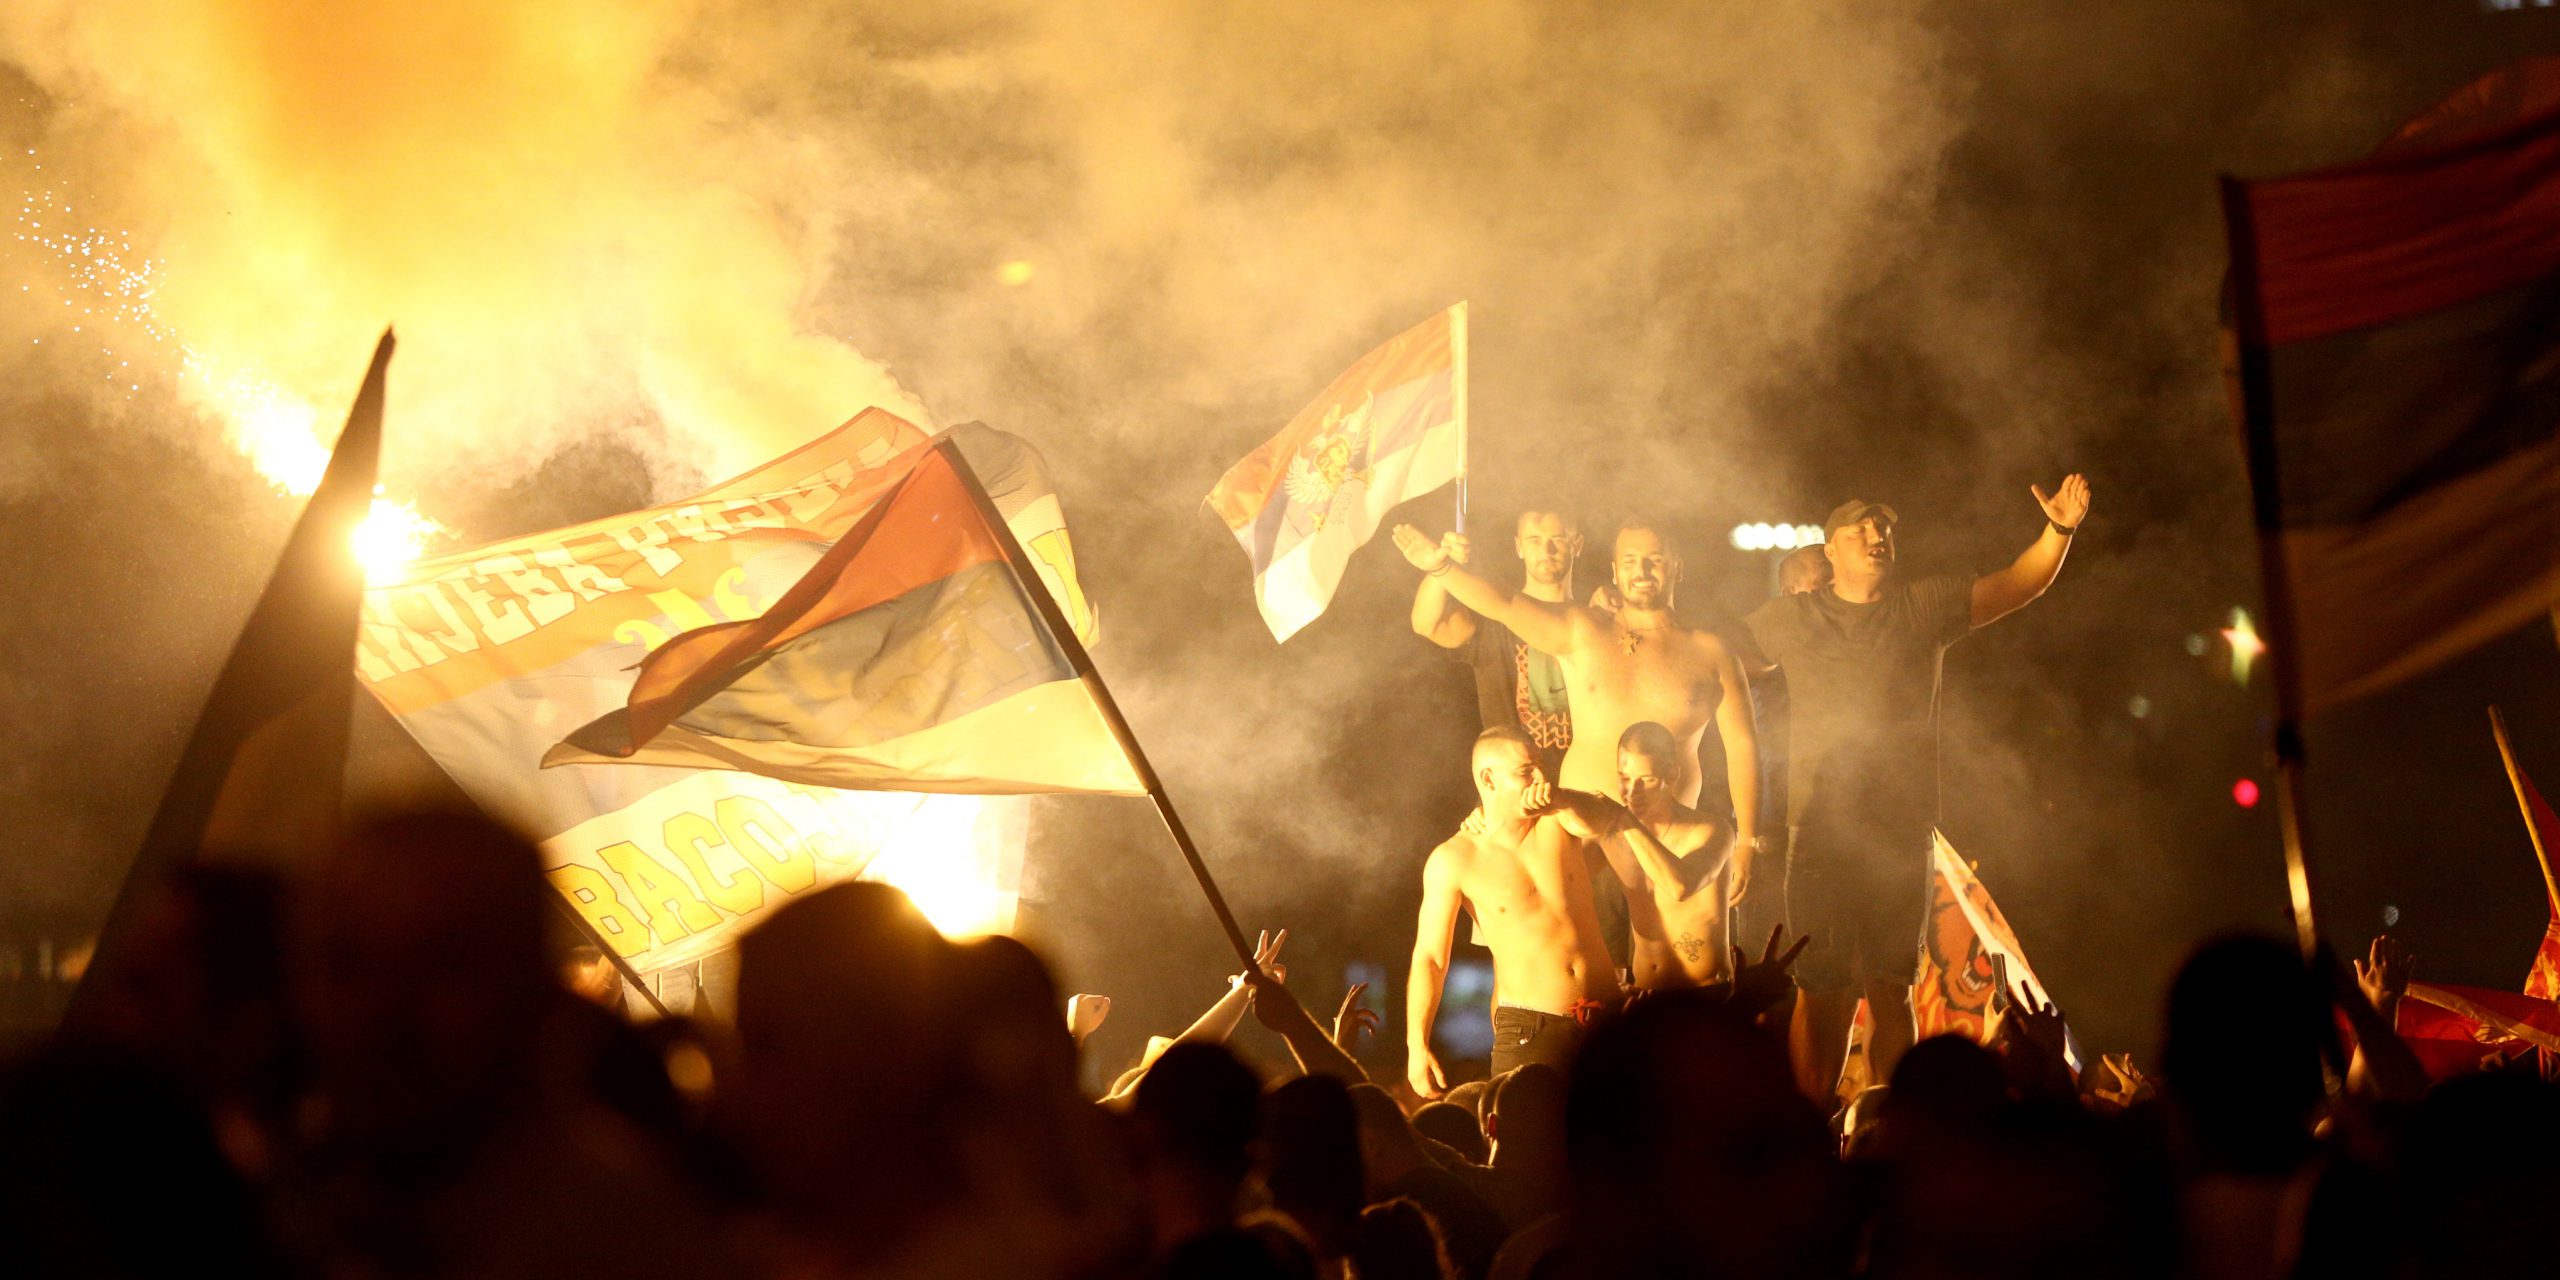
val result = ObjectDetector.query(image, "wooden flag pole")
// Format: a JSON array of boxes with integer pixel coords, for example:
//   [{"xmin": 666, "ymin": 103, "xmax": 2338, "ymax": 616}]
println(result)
[
  {"xmin": 2221, "ymin": 176, "xmax": 2321, "ymax": 961},
  {"xmin": 544, "ymin": 892, "xmax": 674, "ymax": 1019},
  {"xmin": 1451, "ymin": 301, "xmax": 1470, "ymax": 538},
  {"xmin": 939, "ymin": 439, "xmax": 1261, "ymax": 969},
  {"xmin": 2489, "ymin": 707, "xmax": 2560, "ymax": 920}
]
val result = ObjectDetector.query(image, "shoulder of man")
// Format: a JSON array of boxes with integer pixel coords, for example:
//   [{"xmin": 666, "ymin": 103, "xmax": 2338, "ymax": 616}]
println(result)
[{"xmin": 1902, "ymin": 572, "xmax": 1975, "ymax": 641}]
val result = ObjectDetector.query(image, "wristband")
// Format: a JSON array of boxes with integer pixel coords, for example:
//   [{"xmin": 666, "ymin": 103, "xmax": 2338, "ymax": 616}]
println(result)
[
  {"xmin": 2048, "ymin": 519, "xmax": 2077, "ymax": 538},
  {"xmin": 1427, "ymin": 561, "xmax": 1454, "ymax": 577}
]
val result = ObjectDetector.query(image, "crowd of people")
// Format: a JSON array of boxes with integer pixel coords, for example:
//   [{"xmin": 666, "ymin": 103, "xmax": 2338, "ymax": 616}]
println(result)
[{"xmin": 8, "ymin": 804, "xmax": 2554, "ymax": 1280}]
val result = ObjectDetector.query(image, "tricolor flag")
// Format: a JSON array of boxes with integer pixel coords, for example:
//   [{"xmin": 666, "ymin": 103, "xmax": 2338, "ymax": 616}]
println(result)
[
  {"xmin": 2489, "ymin": 709, "xmax": 2560, "ymax": 999},
  {"xmin": 547, "ymin": 437, "xmax": 1143, "ymax": 797},
  {"xmin": 2398, "ymin": 980, "xmax": 2560, "ymax": 1081},
  {"xmin": 357, "ymin": 411, "xmax": 1099, "ymax": 975},
  {"xmin": 77, "ymin": 333, "xmax": 392, "ymax": 1021},
  {"xmin": 1207, "ymin": 304, "xmax": 1468, "ymax": 641},
  {"xmin": 1911, "ymin": 831, "xmax": 2081, "ymax": 1071},
  {"xmin": 2221, "ymin": 61, "xmax": 2560, "ymax": 713}
]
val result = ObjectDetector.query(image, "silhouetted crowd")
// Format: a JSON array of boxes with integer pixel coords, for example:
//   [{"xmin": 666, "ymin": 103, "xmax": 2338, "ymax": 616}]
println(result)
[{"xmin": 7, "ymin": 808, "xmax": 2554, "ymax": 1280}]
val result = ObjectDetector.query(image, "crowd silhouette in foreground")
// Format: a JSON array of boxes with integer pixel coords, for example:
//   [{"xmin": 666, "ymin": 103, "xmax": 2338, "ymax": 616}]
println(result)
[{"xmin": 8, "ymin": 808, "xmax": 2556, "ymax": 1279}]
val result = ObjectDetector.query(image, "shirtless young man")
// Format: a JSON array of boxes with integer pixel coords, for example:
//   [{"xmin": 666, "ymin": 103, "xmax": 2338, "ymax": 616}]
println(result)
[
  {"xmin": 1408, "ymin": 727, "xmax": 1626, "ymax": 1097},
  {"xmin": 1392, "ymin": 520, "xmax": 1763, "ymax": 892},
  {"xmin": 1606, "ymin": 721, "xmax": 1733, "ymax": 991}
]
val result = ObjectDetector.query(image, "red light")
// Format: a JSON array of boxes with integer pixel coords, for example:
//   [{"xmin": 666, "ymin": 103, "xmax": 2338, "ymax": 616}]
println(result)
[{"xmin": 2233, "ymin": 778, "xmax": 2261, "ymax": 808}]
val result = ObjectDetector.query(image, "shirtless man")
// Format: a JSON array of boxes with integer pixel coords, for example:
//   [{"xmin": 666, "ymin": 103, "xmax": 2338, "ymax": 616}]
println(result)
[
  {"xmin": 1408, "ymin": 727, "xmax": 1626, "ymax": 1097},
  {"xmin": 1606, "ymin": 721, "xmax": 1733, "ymax": 990},
  {"xmin": 1392, "ymin": 520, "xmax": 1762, "ymax": 890}
]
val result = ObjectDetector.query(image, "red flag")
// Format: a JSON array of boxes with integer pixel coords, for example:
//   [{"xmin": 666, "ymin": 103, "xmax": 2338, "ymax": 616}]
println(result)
[{"xmin": 2398, "ymin": 981, "xmax": 2560, "ymax": 1080}]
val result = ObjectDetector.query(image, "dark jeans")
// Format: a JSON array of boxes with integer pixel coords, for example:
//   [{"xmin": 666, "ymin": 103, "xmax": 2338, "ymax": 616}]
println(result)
[{"xmin": 1490, "ymin": 1005, "xmax": 1590, "ymax": 1078}]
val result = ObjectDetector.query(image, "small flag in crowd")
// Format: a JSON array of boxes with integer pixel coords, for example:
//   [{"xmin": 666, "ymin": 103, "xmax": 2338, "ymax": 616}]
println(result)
[
  {"xmin": 547, "ymin": 437, "xmax": 1145, "ymax": 798},
  {"xmin": 2220, "ymin": 59, "xmax": 2560, "ymax": 713},
  {"xmin": 1911, "ymin": 831, "xmax": 2080, "ymax": 1071},
  {"xmin": 1207, "ymin": 303, "xmax": 1468, "ymax": 641},
  {"xmin": 2489, "ymin": 709, "xmax": 2560, "ymax": 999},
  {"xmin": 2398, "ymin": 981, "xmax": 2560, "ymax": 1081}
]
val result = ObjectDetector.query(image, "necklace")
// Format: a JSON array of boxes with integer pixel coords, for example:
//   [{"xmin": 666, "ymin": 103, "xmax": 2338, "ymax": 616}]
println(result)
[{"xmin": 1616, "ymin": 618, "xmax": 1671, "ymax": 654}]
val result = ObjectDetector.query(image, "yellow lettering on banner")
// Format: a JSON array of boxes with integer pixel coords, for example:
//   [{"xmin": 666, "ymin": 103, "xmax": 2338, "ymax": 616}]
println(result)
[
  {"xmin": 354, "ymin": 618, "xmax": 423, "ymax": 681},
  {"xmin": 548, "ymin": 865, "xmax": 649, "ymax": 957},
  {"xmin": 451, "ymin": 573, "xmax": 534, "ymax": 645},
  {"xmin": 606, "ymin": 524, "xmax": 684, "ymax": 577},
  {"xmin": 596, "ymin": 840, "xmax": 718, "ymax": 941},
  {"xmin": 647, "ymin": 589, "xmax": 723, "ymax": 635},
  {"xmin": 663, "ymin": 812, "xmax": 764, "ymax": 915},
  {"xmin": 535, "ymin": 546, "xmax": 630, "ymax": 601},
  {"xmin": 712, "ymin": 566, "xmax": 761, "ymax": 625},
  {"xmin": 401, "ymin": 586, "xmax": 482, "ymax": 659},
  {"xmin": 780, "ymin": 472, "xmax": 849, "ymax": 524},
  {"xmin": 490, "ymin": 555, "xmax": 576, "ymax": 629},
  {"xmin": 716, "ymin": 796, "xmax": 818, "ymax": 892},
  {"xmin": 784, "ymin": 785, "xmax": 873, "ymax": 864},
  {"xmin": 1026, "ymin": 528, "xmax": 1094, "ymax": 641}
]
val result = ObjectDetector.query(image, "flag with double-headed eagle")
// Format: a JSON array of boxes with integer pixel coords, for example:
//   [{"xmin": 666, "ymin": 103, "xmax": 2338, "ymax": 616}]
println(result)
[{"xmin": 1207, "ymin": 304, "xmax": 1467, "ymax": 641}]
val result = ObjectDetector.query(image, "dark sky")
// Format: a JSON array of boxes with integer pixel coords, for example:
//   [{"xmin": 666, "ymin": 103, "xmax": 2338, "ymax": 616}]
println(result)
[{"xmin": 7, "ymin": 1, "xmax": 2560, "ymax": 1073}]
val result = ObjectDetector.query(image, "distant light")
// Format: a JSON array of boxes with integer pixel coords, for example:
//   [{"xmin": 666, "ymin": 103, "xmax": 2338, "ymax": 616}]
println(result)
[
  {"xmin": 2382, "ymin": 904, "xmax": 2401, "ymax": 927},
  {"xmin": 1728, "ymin": 522, "xmax": 1824, "ymax": 552},
  {"xmin": 2233, "ymin": 778, "xmax": 2261, "ymax": 808},
  {"xmin": 997, "ymin": 259, "xmax": 1035, "ymax": 286},
  {"xmin": 2222, "ymin": 608, "xmax": 2267, "ymax": 685},
  {"xmin": 2127, "ymin": 694, "xmax": 2151, "ymax": 719},
  {"xmin": 2183, "ymin": 634, "xmax": 2208, "ymax": 657}
]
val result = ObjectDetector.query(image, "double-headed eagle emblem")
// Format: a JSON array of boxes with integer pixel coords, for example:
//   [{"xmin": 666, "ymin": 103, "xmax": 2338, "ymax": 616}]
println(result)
[{"xmin": 1282, "ymin": 394, "xmax": 1376, "ymax": 531}]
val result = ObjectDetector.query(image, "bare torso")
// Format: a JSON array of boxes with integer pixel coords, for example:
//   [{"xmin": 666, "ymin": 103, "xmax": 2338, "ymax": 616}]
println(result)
[
  {"xmin": 1597, "ymin": 806, "xmax": 1734, "ymax": 990},
  {"xmin": 1443, "ymin": 818, "xmax": 1622, "ymax": 1016},
  {"xmin": 1556, "ymin": 622, "xmax": 1729, "ymax": 805}
]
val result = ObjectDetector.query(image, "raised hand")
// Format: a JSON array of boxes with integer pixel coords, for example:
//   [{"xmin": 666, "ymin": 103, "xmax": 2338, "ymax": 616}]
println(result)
[
  {"xmin": 1246, "ymin": 928, "xmax": 1291, "ymax": 986},
  {"xmin": 1392, "ymin": 523, "xmax": 1452, "ymax": 573},
  {"xmin": 1440, "ymin": 531, "xmax": 1471, "ymax": 567},
  {"xmin": 1728, "ymin": 923, "xmax": 1811, "ymax": 1014},
  {"xmin": 2003, "ymin": 979, "xmax": 2070, "ymax": 1061},
  {"xmin": 1332, "ymin": 982, "xmax": 1380, "ymax": 1054},
  {"xmin": 2032, "ymin": 473, "xmax": 2092, "ymax": 529},
  {"xmin": 2354, "ymin": 934, "xmax": 2412, "ymax": 1018},
  {"xmin": 1066, "ymin": 993, "xmax": 1112, "ymax": 1041}
]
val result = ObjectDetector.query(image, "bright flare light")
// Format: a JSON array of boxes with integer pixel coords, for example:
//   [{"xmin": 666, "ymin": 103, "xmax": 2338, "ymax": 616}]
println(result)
[
  {"xmin": 1729, "ymin": 522, "xmax": 1825, "ymax": 552},
  {"xmin": 862, "ymin": 795, "xmax": 1016, "ymax": 938},
  {"xmin": 352, "ymin": 494, "xmax": 450, "ymax": 585},
  {"xmin": 2220, "ymin": 608, "xmax": 2266, "ymax": 685}
]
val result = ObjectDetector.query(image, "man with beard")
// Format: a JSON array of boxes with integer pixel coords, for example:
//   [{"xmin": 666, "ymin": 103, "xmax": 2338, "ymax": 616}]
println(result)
[
  {"xmin": 1408, "ymin": 728, "xmax": 1626, "ymax": 1097},
  {"xmin": 1393, "ymin": 519, "xmax": 1761, "ymax": 872},
  {"xmin": 1745, "ymin": 478, "xmax": 2090, "ymax": 1097},
  {"xmin": 1411, "ymin": 509, "xmax": 1582, "ymax": 777}
]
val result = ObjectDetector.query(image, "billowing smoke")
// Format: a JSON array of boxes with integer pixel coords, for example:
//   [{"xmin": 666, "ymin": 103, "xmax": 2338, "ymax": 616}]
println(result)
[{"xmin": 7, "ymin": 1, "xmax": 2552, "ymax": 1059}]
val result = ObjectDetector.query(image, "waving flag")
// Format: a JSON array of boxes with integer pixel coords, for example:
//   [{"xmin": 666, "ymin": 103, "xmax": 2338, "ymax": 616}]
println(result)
[
  {"xmin": 2399, "ymin": 981, "xmax": 2560, "ymax": 1080},
  {"xmin": 356, "ymin": 411, "xmax": 1097, "ymax": 974},
  {"xmin": 1911, "ymin": 831, "xmax": 2081, "ymax": 1070},
  {"xmin": 546, "ymin": 438, "xmax": 1143, "ymax": 797},
  {"xmin": 2486, "ymin": 709, "xmax": 2560, "ymax": 999},
  {"xmin": 1207, "ymin": 303, "xmax": 1467, "ymax": 641},
  {"xmin": 2221, "ymin": 60, "xmax": 2560, "ymax": 713}
]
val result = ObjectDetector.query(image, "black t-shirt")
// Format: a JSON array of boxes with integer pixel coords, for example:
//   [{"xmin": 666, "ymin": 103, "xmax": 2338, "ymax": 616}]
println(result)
[
  {"xmin": 1459, "ymin": 619, "xmax": 1572, "ymax": 756},
  {"xmin": 1744, "ymin": 574, "xmax": 1972, "ymax": 831}
]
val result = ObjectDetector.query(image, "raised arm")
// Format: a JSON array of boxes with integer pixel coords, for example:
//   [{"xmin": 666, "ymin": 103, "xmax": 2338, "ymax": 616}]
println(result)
[
  {"xmin": 1711, "ymin": 645, "xmax": 1762, "ymax": 900},
  {"xmin": 1392, "ymin": 524, "xmax": 1583, "ymax": 657},
  {"xmin": 1171, "ymin": 929, "xmax": 1288, "ymax": 1048},
  {"xmin": 1410, "ymin": 531, "xmax": 1480, "ymax": 649},
  {"xmin": 1406, "ymin": 845, "xmax": 1463, "ymax": 1098},
  {"xmin": 1970, "ymin": 474, "xmax": 2090, "ymax": 628}
]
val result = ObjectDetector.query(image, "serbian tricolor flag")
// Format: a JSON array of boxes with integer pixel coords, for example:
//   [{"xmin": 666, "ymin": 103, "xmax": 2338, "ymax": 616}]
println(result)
[
  {"xmin": 547, "ymin": 437, "xmax": 1144, "ymax": 797},
  {"xmin": 1207, "ymin": 303, "xmax": 1468, "ymax": 641},
  {"xmin": 2220, "ymin": 61, "xmax": 2560, "ymax": 713},
  {"xmin": 2398, "ymin": 981, "xmax": 2560, "ymax": 1080},
  {"xmin": 2489, "ymin": 709, "xmax": 2560, "ymax": 998}
]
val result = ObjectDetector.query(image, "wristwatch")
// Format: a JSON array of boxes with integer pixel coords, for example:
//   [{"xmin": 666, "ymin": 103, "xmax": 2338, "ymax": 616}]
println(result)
[{"xmin": 2049, "ymin": 518, "xmax": 2078, "ymax": 538}]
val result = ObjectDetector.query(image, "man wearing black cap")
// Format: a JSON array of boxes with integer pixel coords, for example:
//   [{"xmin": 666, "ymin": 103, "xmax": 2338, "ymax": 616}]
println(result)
[{"xmin": 1745, "ymin": 476, "xmax": 2091, "ymax": 1098}]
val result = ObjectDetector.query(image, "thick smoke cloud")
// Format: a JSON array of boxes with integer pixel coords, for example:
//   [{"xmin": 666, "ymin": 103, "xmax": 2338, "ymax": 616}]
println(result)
[{"xmin": 8, "ymin": 1, "xmax": 2560, "ymax": 1061}]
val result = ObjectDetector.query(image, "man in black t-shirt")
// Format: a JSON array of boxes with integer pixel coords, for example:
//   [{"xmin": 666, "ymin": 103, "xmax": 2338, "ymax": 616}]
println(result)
[
  {"xmin": 1744, "ymin": 476, "xmax": 2091, "ymax": 1097},
  {"xmin": 1411, "ymin": 509, "xmax": 1581, "ymax": 775}
]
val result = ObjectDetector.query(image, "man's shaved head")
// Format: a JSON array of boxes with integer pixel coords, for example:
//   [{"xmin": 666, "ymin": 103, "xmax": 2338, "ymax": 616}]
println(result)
[
  {"xmin": 1472, "ymin": 725, "xmax": 1544, "ymax": 815},
  {"xmin": 1778, "ymin": 545, "xmax": 1830, "ymax": 596},
  {"xmin": 1617, "ymin": 721, "xmax": 1679, "ymax": 762},
  {"xmin": 1474, "ymin": 725, "xmax": 1537, "ymax": 773}
]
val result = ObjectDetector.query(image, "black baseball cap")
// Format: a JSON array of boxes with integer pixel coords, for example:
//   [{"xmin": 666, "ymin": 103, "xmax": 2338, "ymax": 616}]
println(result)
[{"xmin": 1822, "ymin": 500, "xmax": 1898, "ymax": 536}]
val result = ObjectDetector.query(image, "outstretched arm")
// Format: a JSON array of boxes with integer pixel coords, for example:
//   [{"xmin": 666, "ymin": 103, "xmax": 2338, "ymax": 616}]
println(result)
[
  {"xmin": 1393, "ymin": 524, "xmax": 1582, "ymax": 656},
  {"xmin": 1171, "ymin": 929, "xmax": 1288, "ymax": 1047},
  {"xmin": 1406, "ymin": 847, "xmax": 1463, "ymax": 1098},
  {"xmin": 1970, "ymin": 474, "xmax": 2091, "ymax": 629},
  {"xmin": 1410, "ymin": 531, "xmax": 1480, "ymax": 649}
]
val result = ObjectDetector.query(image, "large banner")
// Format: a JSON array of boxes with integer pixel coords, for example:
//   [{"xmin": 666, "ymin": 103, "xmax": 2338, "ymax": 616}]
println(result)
[
  {"xmin": 1911, "ymin": 831, "xmax": 2079, "ymax": 1070},
  {"xmin": 354, "ymin": 411, "xmax": 1095, "ymax": 975}
]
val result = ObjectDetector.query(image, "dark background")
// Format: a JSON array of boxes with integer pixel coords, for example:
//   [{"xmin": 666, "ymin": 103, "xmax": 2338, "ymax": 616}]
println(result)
[{"xmin": 6, "ymin": 2, "xmax": 2560, "ymax": 1081}]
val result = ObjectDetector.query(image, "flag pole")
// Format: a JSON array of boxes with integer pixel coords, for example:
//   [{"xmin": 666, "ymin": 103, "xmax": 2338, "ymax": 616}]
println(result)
[
  {"xmin": 543, "ymin": 892, "xmax": 674, "ymax": 1019},
  {"xmin": 2490, "ymin": 706, "xmax": 2560, "ymax": 920},
  {"xmin": 2221, "ymin": 176, "xmax": 2321, "ymax": 961},
  {"xmin": 938, "ymin": 439, "xmax": 1260, "ymax": 969},
  {"xmin": 1451, "ymin": 301, "xmax": 1470, "ymax": 538}
]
